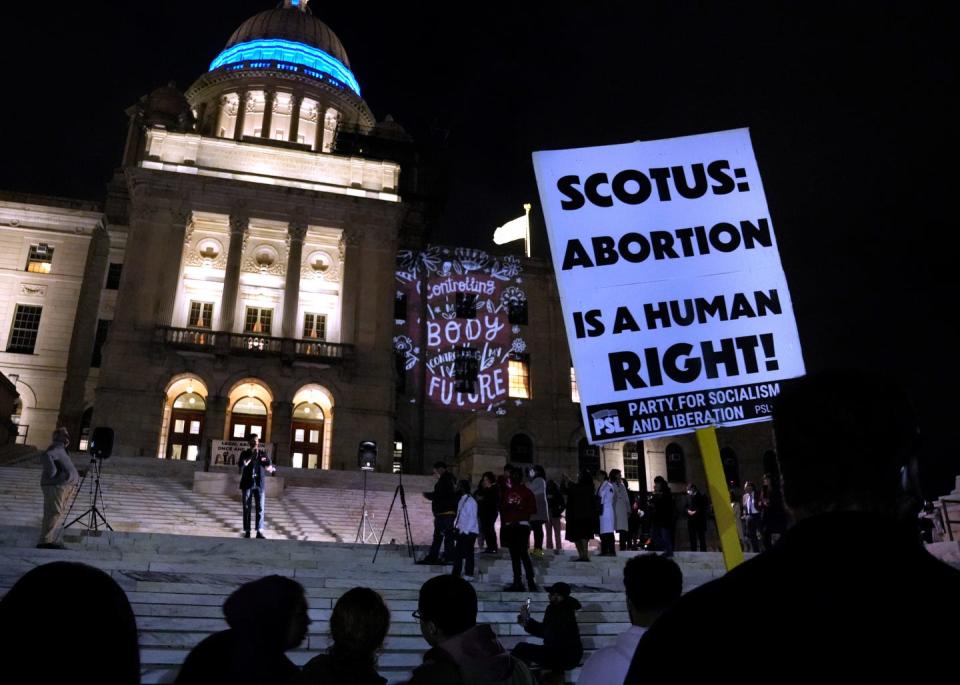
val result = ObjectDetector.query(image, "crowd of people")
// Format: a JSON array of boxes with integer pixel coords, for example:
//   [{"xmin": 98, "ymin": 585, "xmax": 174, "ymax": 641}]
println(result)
[{"xmin": 11, "ymin": 371, "xmax": 959, "ymax": 682}]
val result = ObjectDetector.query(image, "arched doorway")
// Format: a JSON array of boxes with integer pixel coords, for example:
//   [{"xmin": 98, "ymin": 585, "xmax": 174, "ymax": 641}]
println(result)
[
  {"xmin": 229, "ymin": 396, "xmax": 268, "ymax": 441},
  {"xmin": 159, "ymin": 375, "xmax": 208, "ymax": 460},
  {"xmin": 721, "ymin": 446, "xmax": 740, "ymax": 487},
  {"xmin": 290, "ymin": 402, "xmax": 324, "ymax": 468},
  {"xmin": 168, "ymin": 392, "xmax": 206, "ymax": 460},
  {"xmin": 290, "ymin": 384, "xmax": 334, "ymax": 468}
]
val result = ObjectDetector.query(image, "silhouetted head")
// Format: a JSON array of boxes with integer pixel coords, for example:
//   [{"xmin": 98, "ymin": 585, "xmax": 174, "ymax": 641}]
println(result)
[
  {"xmin": 0, "ymin": 562, "xmax": 139, "ymax": 684},
  {"xmin": 772, "ymin": 369, "xmax": 919, "ymax": 519},
  {"xmin": 417, "ymin": 575, "xmax": 477, "ymax": 646},
  {"xmin": 432, "ymin": 461, "xmax": 447, "ymax": 478},
  {"xmin": 481, "ymin": 471, "xmax": 496, "ymax": 487},
  {"xmin": 577, "ymin": 469, "xmax": 594, "ymax": 487},
  {"xmin": 329, "ymin": 587, "xmax": 390, "ymax": 664},
  {"xmin": 623, "ymin": 554, "xmax": 683, "ymax": 626},
  {"xmin": 533, "ymin": 464, "xmax": 546, "ymax": 479},
  {"xmin": 223, "ymin": 575, "xmax": 310, "ymax": 650},
  {"xmin": 609, "ymin": 469, "xmax": 622, "ymax": 483},
  {"xmin": 457, "ymin": 479, "xmax": 472, "ymax": 495},
  {"xmin": 508, "ymin": 466, "xmax": 524, "ymax": 484}
]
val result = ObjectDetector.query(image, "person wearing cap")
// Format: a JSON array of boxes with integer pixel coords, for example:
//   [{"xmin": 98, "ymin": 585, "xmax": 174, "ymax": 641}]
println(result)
[
  {"xmin": 511, "ymin": 581, "xmax": 583, "ymax": 674},
  {"xmin": 37, "ymin": 427, "xmax": 80, "ymax": 549}
]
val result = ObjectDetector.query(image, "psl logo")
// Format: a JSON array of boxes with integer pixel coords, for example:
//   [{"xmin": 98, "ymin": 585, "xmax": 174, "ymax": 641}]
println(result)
[{"xmin": 591, "ymin": 409, "xmax": 624, "ymax": 436}]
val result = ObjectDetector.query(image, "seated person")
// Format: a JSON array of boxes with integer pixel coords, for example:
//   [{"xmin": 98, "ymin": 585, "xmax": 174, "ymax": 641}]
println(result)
[
  {"xmin": 408, "ymin": 575, "xmax": 533, "ymax": 685},
  {"xmin": 511, "ymin": 582, "xmax": 583, "ymax": 673}
]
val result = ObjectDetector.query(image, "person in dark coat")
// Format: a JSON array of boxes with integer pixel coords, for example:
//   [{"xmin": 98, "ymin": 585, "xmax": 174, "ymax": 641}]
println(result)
[
  {"xmin": 407, "ymin": 575, "xmax": 533, "ymax": 685},
  {"xmin": 293, "ymin": 587, "xmax": 389, "ymax": 685},
  {"xmin": 648, "ymin": 476, "xmax": 675, "ymax": 557},
  {"xmin": 562, "ymin": 470, "xmax": 598, "ymax": 561},
  {"xmin": 475, "ymin": 471, "xmax": 501, "ymax": 553},
  {"xmin": 625, "ymin": 370, "xmax": 960, "ymax": 681},
  {"xmin": 176, "ymin": 575, "xmax": 310, "ymax": 685},
  {"xmin": 419, "ymin": 461, "xmax": 459, "ymax": 564},
  {"xmin": 759, "ymin": 473, "xmax": 787, "ymax": 550},
  {"xmin": 512, "ymin": 582, "xmax": 584, "ymax": 673},
  {"xmin": 685, "ymin": 483, "xmax": 709, "ymax": 551},
  {"xmin": 239, "ymin": 434, "xmax": 274, "ymax": 539}
]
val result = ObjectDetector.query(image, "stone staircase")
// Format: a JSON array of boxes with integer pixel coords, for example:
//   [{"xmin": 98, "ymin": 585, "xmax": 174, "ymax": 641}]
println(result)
[
  {"xmin": 0, "ymin": 456, "xmax": 733, "ymax": 683},
  {"xmin": 0, "ymin": 525, "xmax": 727, "ymax": 684},
  {"xmin": 0, "ymin": 458, "xmax": 438, "ymax": 544}
]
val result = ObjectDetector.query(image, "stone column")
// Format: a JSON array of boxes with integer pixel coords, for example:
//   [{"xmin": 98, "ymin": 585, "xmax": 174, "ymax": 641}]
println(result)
[
  {"xmin": 271, "ymin": 400, "xmax": 293, "ymax": 466},
  {"xmin": 220, "ymin": 213, "xmax": 248, "ymax": 333},
  {"xmin": 314, "ymin": 103, "xmax": 326, "ymax": 151},
  {"xmin": 282, "ymin": 221, "xmax": 307, "ymax": 339},
  {"xmin": 156, "ymin": 207, "xmax": 193, "ymax": 326},
  {"xmin": 57, "ymin": 219, "xmax": 110, "ymax": 440},
  {"xmin": 234, "ymin": 90, "xmax": 248, "ymax": 141},
  {"xmin": 201, "ymin": 395, "xmax": 228, "ymax": 466},
  {"xmin": 288, "ymin": 94, "xmax": 302, "ymax": 144},
  {"xmin": 261, "ymin": 90, "xmax": 274, "ymax": 139},
  {"xmin": 339, "ymin": 229, "xmax": 361, "ymax": 345}
]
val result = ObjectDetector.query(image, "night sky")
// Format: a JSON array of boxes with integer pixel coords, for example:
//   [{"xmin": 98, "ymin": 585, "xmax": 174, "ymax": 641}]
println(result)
[{"xmin": 2, "ymin": 2, "xmax": 958, "ymax": 493}]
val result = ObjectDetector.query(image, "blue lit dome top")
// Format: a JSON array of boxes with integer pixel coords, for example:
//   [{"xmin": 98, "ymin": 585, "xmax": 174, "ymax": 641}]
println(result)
[{"xmin": 209, "ymin": 1, "xmax": 361, "ymax": 96}]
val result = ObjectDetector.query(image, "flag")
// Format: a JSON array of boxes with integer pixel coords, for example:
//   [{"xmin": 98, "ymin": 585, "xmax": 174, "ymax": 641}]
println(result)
[{"xmin": 493, "ymin": 204, "xmax": 532, "ymax": 256}]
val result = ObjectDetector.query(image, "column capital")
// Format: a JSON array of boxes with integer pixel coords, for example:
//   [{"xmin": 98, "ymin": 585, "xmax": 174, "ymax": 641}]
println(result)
[
  {"xmin": 287, "ymin": 220, "xmax": 308, "ymax": 243},
  {"xmin": 229, "ymin": 213, "xmax": 249, "ymax": 236}
]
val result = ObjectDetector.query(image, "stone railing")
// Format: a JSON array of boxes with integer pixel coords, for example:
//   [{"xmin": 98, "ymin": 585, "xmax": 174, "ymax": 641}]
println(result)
[{"xmin": 159, "ymin": 326, "xmax": 353, "ymax": 364}]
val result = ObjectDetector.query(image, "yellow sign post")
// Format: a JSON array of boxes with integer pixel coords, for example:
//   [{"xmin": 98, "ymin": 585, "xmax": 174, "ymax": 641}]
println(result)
[{"xmin": 696, "ymin": 426, "xmax": 744, "ymax": 571}]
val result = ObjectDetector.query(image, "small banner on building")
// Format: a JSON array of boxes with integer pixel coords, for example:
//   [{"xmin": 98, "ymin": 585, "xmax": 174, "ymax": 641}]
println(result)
[
  {"xmin": 211, "ymin": 440, "xmax": 275, "ymax": 466},
  {"xmin": 533, "ymin": 128, "xmax": 805, "ymax": 443}
]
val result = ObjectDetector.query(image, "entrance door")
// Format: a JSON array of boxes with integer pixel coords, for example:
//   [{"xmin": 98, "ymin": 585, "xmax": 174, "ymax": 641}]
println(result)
[
  {"xmin": 290, "ymin": 402, "xmax": 323, "ymax": 468},
  {"xmin": 229, "ymin": 414, "xmax": 266, "ymax": 441},
  {"xmin": 168, "ymin": 411, "xmax": 205, "ymax": 460},
  {"xmin": 229, "ymin": 396, "xmax": 268, "ymax": 442},
  {"xmin": 167, "ymin": 392, "xmax": 206, "ymax": 460}
]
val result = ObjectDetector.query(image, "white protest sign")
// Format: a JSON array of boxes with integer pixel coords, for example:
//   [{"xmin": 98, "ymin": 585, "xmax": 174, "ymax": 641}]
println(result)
[{"xmin": 533, "ymin": 128, "xmax": 805, "ymax": 444}]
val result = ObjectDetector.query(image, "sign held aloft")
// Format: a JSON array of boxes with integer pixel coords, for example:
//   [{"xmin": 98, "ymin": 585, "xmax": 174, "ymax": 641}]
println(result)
[{"xmin": 534, "ymin": 128, "xmax": 804, "ymax": 444}]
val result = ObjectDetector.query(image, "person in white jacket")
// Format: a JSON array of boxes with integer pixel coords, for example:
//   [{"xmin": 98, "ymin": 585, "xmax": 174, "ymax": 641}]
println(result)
[
  {"xmin": 451, "ymin": 479, "xmax": 480, "ymax": 580},
  {"xmin": 577, "ymin": 554, "xmax": 682, "ymax": 685},
  {"xmin": 597, "ymin": 471, "xmax": 616, "ymax": 556}
]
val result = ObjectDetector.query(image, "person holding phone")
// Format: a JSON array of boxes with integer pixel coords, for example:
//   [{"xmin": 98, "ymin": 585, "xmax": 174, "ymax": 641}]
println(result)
[{"xmin": 511, "ymin": 582, "xmax": 583, "ymax": 675}]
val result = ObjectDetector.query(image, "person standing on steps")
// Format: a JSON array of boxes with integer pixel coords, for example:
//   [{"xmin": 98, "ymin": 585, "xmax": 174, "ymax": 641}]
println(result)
[
  {"xmin": 500, "ymin": 466, "xmax": 538, "ymax": 592},
  {"xmin": 37, "ymin": 427, "xmax": 80, "ymax": 550},
  {"xmin": 239, "ymin": 434, "xmax": 274, "ymax": 539}
]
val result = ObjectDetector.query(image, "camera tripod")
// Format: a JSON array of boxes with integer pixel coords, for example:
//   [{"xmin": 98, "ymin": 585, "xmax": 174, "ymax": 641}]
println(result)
[
  {"xmin": 372, "ymin": 470, "xmax": 414, "ymax": 563},
  {"xmin": 64, "ymin": 456, "xmax": 112, "ymax": 532},
  {"xmin": 355, "ymin": 469, "xmax": 380, "ymax": 544}
]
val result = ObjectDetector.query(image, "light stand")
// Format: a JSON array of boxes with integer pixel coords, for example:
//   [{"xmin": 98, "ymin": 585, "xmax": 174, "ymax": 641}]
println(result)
[
  {"xmin": 64, "ymin": 455, "xmax": 112, "ymax": 532},
  {"xmin": 355, "ymin": 469, "xmax": 380, "ymax": 544},
  {"xmin": 372, "ymin": 467, "xmax": 415, "ymax": 563}
]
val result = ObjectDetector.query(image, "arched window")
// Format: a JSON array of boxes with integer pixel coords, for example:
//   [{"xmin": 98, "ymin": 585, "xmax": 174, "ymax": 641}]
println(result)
[
  {"xmin": 510, "ymin": 433, "xmax": 533, "ymax": 463},
  {"xmin": 721, "ymin": 446, "xmax": 740, "ymax": 487},
  {"xmin": 577, "ymin": 437, "xmax": 600, "ymax": 475},
  {"xmin": 622, "ymin": 440, "xmax": 645, "ymax": 486},
  {"xmin": 665, "ymin": 442, "xmax": 686, "ymax": 483}
]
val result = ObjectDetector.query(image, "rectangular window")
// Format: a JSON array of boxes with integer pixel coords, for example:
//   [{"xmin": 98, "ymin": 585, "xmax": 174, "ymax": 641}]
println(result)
[
  {"xmin": 309, "ymin": 429, "xmax": 320, "ymax": 443},
  {"xmin": 174, "ymin": 419, "xmax": 185, "ymax": 433},
  {"xmin": 105, "ymin": 263, "xmax": 123, "ymax": 290},
  {"xmin": 232, "ymin": 424, "xmax": 246, "ymax": 438},
  {"xmin": 295, "ymin": 429, "xmax": 305, "ymax": 442},
  {"xmin": 7, "ymin": 305, "xmax": 42, "ymax": 354},
  {"xmin": 570, "ymin": 367, "xmax": 580, "ymax": 403},
  {"xmin": 189, "ymin": 421, "xmax": 201, "ymax": 435},
  {"xmin": 189, "ymin": 302, "xmax": 214, "ymax": 329},
  {"xmin": 455, "ymin": 292, "xmax": 477, "ymax": 319},
  {"xmin": 302, "ymin": 312, "xmax": 326, "ymax": 340},
  {"xmin": 244, "ymin": 307, "xmax": 273, "ymax": 336},
  {"xmin": 26, "ymin": 243, "xmax": 53, "ymax": 273},
  {"xmin": 454, "ymin": 347, "xmax": 480, "ymax": 393},
  {"xmin": 624, "ymin": 445, "xmax": 641, "ymax": 482},
  {"xmin": 91, "ymin": 319, "xmax": 110, "ymax": 368},
  {"xmin": 394, "ymin": 293, "xmax": 407, "ymax": 321},
  {"xmin": 508, "ymin": 354, "xmax": 531, "ymax": 399},
  {"xmin": 508, "ymin": 298, "xmax": 528, "ymax": 325},
  {"xmin": 292, "ymin": 452, "xmax": 304, "ymax": 468}
]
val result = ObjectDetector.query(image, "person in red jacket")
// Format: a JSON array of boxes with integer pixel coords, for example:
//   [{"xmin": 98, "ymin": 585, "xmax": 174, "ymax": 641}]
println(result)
[{"xmin": 500, "ymin": 466, "xmax": 538, "ymax": 592}]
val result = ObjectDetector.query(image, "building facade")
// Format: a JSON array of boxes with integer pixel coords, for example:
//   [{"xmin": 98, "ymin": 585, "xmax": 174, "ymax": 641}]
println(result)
[{"xmin": 0, "ymin": 0, "xmax": 775, "ymax": 491}]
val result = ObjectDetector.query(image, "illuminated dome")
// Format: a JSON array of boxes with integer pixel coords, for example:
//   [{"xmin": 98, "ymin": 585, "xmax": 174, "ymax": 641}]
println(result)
[
  {"xmin": 186, "ymin": 0, "xmax": 375, "ymax": 150},
  {"xmin": 209, "ymin": 1, "xmax": 360, "ymax": 96}
]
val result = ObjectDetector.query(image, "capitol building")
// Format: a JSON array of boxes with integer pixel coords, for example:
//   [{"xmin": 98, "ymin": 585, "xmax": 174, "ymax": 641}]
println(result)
[{"xmin": 0, "ymin": 0, "xmax": 772, "ymax": 488}]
